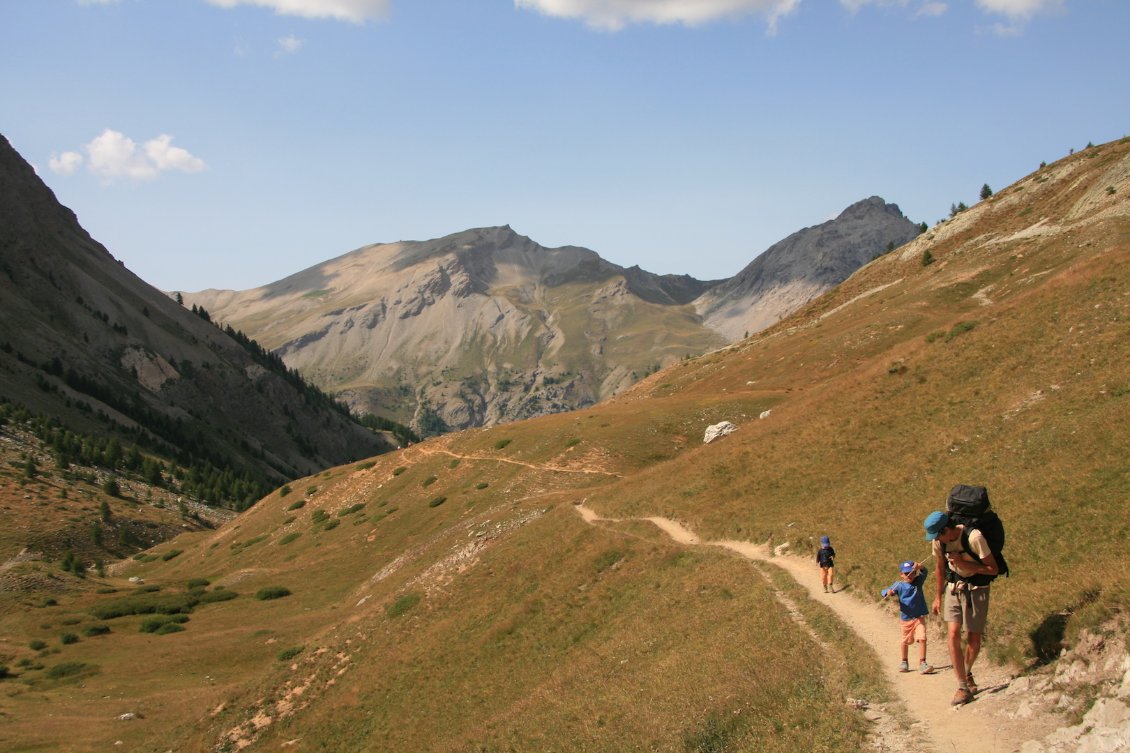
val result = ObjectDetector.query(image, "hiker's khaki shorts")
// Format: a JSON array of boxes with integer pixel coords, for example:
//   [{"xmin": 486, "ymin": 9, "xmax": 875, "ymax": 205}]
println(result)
[{"xmin": 943, "ymin": 584, "xmax": 990, "ymax": 634}]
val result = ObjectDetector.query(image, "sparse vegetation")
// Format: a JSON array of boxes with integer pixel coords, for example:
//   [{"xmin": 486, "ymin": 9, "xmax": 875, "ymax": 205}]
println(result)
[
  {"xmin": 277, "ymin": 646, "xmax": 304, "ymax": 661},
  {"xmin": 428, "ymin": 496, "xmax": 447, "ymax": 508},
  {"xmin": 494, "ymin": 438, "xmax": 512, "ymax": 450},
  {"xmin": 254, "ymin": 586, "xmax": 292, "ymax": 601},
  {"xmin": 387, "ymin": 593, "xmax": 421, "ymax": 618}
]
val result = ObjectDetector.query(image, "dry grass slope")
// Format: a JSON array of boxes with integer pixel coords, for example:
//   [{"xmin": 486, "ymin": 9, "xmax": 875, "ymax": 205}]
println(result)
[{"xmin": 0, "ymin": 138, "xmax": 1127, "ymax": 752}]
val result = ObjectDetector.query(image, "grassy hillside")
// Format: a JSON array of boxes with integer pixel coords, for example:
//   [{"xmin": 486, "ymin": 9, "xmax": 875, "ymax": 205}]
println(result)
[{"xmin": 0, "ymin": 137, "xmax": 1126, "ymax": 752}]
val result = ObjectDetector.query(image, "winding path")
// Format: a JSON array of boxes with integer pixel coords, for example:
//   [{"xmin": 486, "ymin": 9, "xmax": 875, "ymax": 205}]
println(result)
[{"xmin": 576, "ymin": 503, "xmax": 1043, "ymax": 753}]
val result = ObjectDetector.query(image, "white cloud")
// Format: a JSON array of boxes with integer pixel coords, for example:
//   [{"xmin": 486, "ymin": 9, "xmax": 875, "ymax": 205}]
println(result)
[
  {"xmin": 916, "ymin": 2, "xmax": 947, "ymax": 17},
  {"xmin": 975, "ymin": 0, "xmax": 1063, "ymax": 35},
  {"xmin": 57, "ymin": 129, "xmax": 206, "ymax": 183},
  {"xmin": 204, "ymin": 0, "xmax": 391, "ymax": 23},
  {"xmin": 839, "ymin": 0, "xmax": 949, "ymax": 16},
  {"xmin": 144, "ymin": 134, "xmax": 207, "ymax": 173},
  {"xmin": 276, "ymin": 34, "xmax": 305, "ymax": 54},
  {"xmin": 49, "ymin": 151, "xmax": 85, "ymax": 175},
  {"xmin": 513, "ymin": 0, "xmax": 801, "ymax": 33},
  {"xmin": 975, "ymin": 0, "xmax": 1064, "ymax": 20}
]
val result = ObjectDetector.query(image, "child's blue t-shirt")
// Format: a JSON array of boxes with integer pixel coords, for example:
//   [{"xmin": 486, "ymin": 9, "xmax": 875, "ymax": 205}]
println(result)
[{"xmin": 881, "ymin": 568, "xmax": 928, "ymax": 620}]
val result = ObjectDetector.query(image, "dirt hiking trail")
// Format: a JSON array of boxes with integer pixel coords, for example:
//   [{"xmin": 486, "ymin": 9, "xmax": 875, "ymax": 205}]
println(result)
[{"xmin": 576, "ymin": 503, "xmax": 1057, "ymax": 753}]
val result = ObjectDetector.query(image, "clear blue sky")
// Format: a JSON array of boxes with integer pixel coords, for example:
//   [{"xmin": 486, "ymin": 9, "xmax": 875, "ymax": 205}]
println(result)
[{"xmin": 2, "ymin": 0, "xmax": 1127, "ymax": 292}]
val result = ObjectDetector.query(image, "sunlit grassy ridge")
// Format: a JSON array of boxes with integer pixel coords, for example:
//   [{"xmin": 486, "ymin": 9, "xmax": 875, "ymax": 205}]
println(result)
[{"xmin": 0, "ymin": 138, "xmax": 1126, "ymax": 752}]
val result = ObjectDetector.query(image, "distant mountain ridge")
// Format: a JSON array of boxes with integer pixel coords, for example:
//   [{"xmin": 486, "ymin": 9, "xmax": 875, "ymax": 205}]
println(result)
[
  {"xmin": 188, "ymin": 202, "xmax": 920, "ymax": 432},
  {"xmin": 695, "ymin": 196, "xmax": 922, "ymax": 339},
  {"xmin": 188, "ymin": 226, "xmax": 729, "ymax": 432},
  {"xmin": 0, "ymin": 135, "xmax": 393, "ymax": 502}
]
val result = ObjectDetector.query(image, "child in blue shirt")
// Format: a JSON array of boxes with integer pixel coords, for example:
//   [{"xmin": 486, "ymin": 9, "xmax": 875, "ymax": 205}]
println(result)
[
  {"xmin": 816, "ymin": 535, "xmax": 836, "ymax": 593},
  {"xmin": 881, "ymin": 560, "xmax": 933, "ymax": 673}
]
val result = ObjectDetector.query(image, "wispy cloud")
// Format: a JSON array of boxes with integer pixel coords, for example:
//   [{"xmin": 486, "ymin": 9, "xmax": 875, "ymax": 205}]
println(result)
[
  {"xmin": 975, "ymin": 0, "xmax": 1065, "ymax": 34},
  {"xmin": 204, "ymin": 0, "xmax": 391, "ymax": 23},
  {"xmin": 513, "ymin": 0, "xmax": 801, "ymax": 34},
  {"xmin": 49, "ymin": 129, "xmax": 206, "ymax": 183},
  {"xmin": 276, "ymin": 34, "xmax": 305, "ymax": 55}
]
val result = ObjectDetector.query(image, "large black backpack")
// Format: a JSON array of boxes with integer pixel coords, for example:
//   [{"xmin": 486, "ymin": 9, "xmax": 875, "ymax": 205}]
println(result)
[{"xmin": 945, "ymin": 484, "xmax": 1009, "ymax": 586}]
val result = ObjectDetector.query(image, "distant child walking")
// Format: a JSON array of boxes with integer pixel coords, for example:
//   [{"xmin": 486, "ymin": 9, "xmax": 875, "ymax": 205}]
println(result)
[
  {"xmin": 881, "ymin": 560, "xmax": 933, "ymax": 674},
  {"xmin": 817, "ymin": 535, "xmax": 836, "ymax": 593}
]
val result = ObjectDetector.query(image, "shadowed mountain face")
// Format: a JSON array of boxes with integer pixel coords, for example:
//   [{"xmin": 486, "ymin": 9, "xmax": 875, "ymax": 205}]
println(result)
[
  {"xmin": 188, "ymin": 203, "xmax": 918, "ymax": 433},
  {"xmin": 694, "ymin": 196, "xmax": 923, "ymax": 339},
  {"xmin": 0, "ymin": 135, "xmax": 392, "ymax": 492}
]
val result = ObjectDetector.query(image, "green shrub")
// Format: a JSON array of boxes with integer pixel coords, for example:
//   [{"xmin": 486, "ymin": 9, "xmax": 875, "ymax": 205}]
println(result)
[
  {"xmin": 922, "ymin": 249, "xmax": 935, "ymax": 266},
  {"xmin": 161, "ymin": 549, "xmax": 183, "ymax": 562},
  {"xmin": 475, "ymin": 482, "xmax": 489, "ymax": 490},
  {"xmin": 29, "ymin": 640, "xmax": 47, "ymax": 651},
  {"xmin": 337, "ymin": 503, "xmax": 365, "ymax": 517},
  {"xmin": 387, "ymin": 593, "xmax": 421, "ymax": 618},
  {"xmin": 89, "ymin": 592, "xmax": 199, "ymax": 620},
  {"xmin": 946, "ymin": 321, "xmax": 978, "ymax": 340},
  {"xmin": 449, "ymin": 458, "xmax": 460, "ymax": 469},
  {"xmin": 428, "ymin": 496, "xmax": 447, "ymax": 508},
  {"xmin": 0, "ymin": 665, "xmax": 9, "ymax": 679},
  {"xmin": 197, "ymin": 589, "xmax": 238, "ymax": 604},
  {"xmin": 311, "ymin": 510, "xmax": 328, "ymax": 524},
  {"xmin": 155, "ymin": 622, "xmax": 186, "ymax": 635},
  {"xmin": 422, "ymin": 475, "xmax": 437, "ymax": 487},
  {"xmin": 392, "ymin": 466, "xmax": 407, "ymax": 476},
  {"xmin": 494, "ymin": 438, "xmax": 512, "ymax": 450},
  {"xmin": 566, "ymin": 438, "xmax": 581, "ymax": 447},
  {"xmin": 82, "ymin": 625, "xmax": 111, "ymax": 637},
  {"xmin": 279, "ymin": 532, "xmax": 301, "ymax": 545},
  {"xmin": 46, "ymin": 662, "xmax": 93, "ymax": 679},
  {"xmin": 279, "ymin": 485, "xmax": 293, "ymax": 497},
  {"xmin": 186, "ymin": 578, "xmax": 211, "ymax": 590},
  {"xmin": 138, "ymin": 584, "xmax": 161, "ymax": 593},
  {"xmin": 287, "ymin": 499, "xmax": 306, "ymax": 511},
  {"xmin": 277, "ymin": 646, "xmax": 304, "ymax": 661},
  {"xmin": 322, "ymin": 518, "xmax": 340, "ymax": 531},
  {"xmin": 255, "ymin": 586, "xmax": 292, "ymax": 601},
  {"xmin": 140, "ymin": 614, "xmax": 189, "ymax": 633},
  {"xmin": 355, "ymin": 461, "xmax": 376, "ymax": 470},
  {"xmin": 60, "ymin": 633, "xmax": 79, "ymax": 645}
]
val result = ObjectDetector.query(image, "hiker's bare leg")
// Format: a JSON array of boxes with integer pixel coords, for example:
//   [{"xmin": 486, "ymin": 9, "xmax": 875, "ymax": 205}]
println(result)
[
  {"xmin": 948, "ymin": 621, "xmax": 966, "ymax": 682},
  {"xmin": 965, "ymin": 632, "xmax": 982, "ymax": 673},
  {"xmin": 918, "ymin": 640, "xmax": 928, "ymax": 664},
  {"xmin": 827, "ymin": 567, "xmax": 834, "ymax": 589}
]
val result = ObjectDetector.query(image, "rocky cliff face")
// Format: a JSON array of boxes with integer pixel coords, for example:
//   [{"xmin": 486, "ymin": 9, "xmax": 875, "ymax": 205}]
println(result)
[
  {"xmin": 694, "ymin": 196, "xmax": 922, "ymax": 340},
  {"xmin": 188, "ymin": 227, "xmax": 726, "ymax": 433},
  {"xmin": 0, "ymin": 135, "xmax": 392, "ymax": 488}
]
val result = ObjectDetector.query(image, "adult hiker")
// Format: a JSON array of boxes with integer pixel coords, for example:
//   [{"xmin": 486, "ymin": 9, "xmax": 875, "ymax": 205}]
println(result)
[{"xmin": 923, "ymin": 510, "xmax": 999, "ymax": 706}]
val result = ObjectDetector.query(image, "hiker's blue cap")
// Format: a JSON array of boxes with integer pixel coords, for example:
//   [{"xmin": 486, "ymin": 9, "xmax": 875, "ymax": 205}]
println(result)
[
  {"xmin": 820, "ymin": 535, "xmax": 830, "ymax": 546},
  {"xmin": 923, "ymin": 511, "xmax": 949, "ymax": 541},
  {"xmin": 900, "ymin": 560, "xmax": 916, "ymax": 574}
]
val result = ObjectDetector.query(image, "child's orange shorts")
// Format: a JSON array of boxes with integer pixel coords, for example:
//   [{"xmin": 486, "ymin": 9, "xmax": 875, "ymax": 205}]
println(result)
[{"xmin": 901, "ymin": 617, "xmax": 926, "ymax": 645}]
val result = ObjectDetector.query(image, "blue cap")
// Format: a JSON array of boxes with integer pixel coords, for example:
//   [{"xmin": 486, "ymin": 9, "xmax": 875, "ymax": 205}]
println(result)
[
  {"xmin": 820, "ymin": 535, "xmax": 830, "ymax": 546},
  {"xmin": 923, "ymin": 511, "xmax": 949, "ymax": 541},
  {"xmin": 899, "ymin": 560, "xmax": 916, "ymax": 574}
]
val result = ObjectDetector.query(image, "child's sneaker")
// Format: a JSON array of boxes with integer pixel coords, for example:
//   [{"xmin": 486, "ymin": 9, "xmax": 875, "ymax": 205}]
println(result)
[
  {"xmin": 919, "ymin": 661, "xmax": 933, "ymax": 674},
  {"xmin": 898, "ymin": 660, "xmax": 909, "ymax": 672}
]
